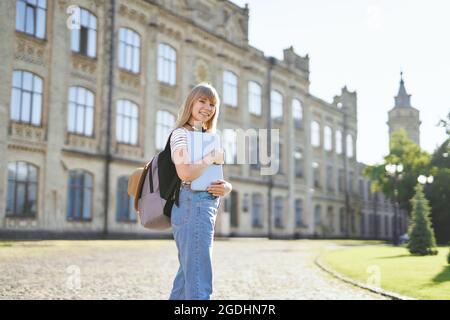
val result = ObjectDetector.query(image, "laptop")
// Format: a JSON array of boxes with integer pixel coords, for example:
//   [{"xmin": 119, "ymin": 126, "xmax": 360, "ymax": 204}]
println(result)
[{"xmin": 186, "ymin": 131, "xmax": 224, "ymax": 191}]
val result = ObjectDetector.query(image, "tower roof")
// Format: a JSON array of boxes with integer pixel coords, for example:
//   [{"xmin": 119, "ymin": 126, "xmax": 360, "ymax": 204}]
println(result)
[{"xmin": 394, "ymin": 72, "xmax": 412, "ymax": 107}]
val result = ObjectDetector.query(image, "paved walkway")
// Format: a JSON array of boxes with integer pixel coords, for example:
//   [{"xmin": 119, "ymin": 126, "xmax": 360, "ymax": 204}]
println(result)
[{"xmin": 0, "ymin": 238, "xmax": 387, "ymax": 300}]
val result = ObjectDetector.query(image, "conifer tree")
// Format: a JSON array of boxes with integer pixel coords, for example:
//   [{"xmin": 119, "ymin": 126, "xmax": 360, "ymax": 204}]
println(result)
[{"xmin": 407, "ymin": 184, "xmax": 438, "ymax": 255}]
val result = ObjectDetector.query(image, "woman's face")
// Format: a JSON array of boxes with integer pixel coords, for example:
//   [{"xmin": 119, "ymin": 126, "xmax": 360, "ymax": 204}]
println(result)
[{"xmin": 189, "ymin": 97, "xmax": 216, "ymax": 125}]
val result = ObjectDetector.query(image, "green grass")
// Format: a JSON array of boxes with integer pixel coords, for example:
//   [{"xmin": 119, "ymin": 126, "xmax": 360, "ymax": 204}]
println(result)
[{"xmin": 323, "ymin": 245, "xmax": 450, "ymax": 300}]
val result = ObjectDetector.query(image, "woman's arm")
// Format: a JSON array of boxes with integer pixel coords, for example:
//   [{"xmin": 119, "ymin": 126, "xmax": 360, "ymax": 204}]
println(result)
[
  {"xmin": 172, "ymin": 147, "xmax": 224, "ymax": 181},
  {"xmin": 207, "ymin": 179, "xmax": 232, "ymax": 197}
]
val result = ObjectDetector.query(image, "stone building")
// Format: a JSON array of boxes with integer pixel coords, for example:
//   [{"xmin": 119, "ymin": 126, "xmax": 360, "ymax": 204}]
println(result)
[{"xmin": 0, "ymin": 0, "xmax": 402, "ymax": 239}]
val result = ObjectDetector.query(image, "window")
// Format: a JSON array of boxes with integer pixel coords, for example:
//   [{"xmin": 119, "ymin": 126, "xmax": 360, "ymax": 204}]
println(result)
[
  {"xmin": 294, "ymin": 147, "xmax": 303, "ymax": 178},
  {"xmin": 339, "ymin": 207, "xmax": 346, "ymax": 233},
  {"xmin": 229, "ymin": 191, "xmax": 238, "ymax": 227},
  {"xmin": 252, "ymin": 193, "xmax": 263, "ymax": 228},
  {"xmin": 271, "ymin": 90, "xmax": 283, "ymax": 121},
  {"xmin": 314, "ymin": 205, "xmax": 322, "ymax": 227},
  {"xmin": 155, "ymin": 110, "xmax": 175, "ymax": 150},
  {"xmin": 116, "ymin": 100, "xmax": 138, "ymax": 145},
  {"xmin": 346, "ymin": 134, "xmax": 354, "ymax": 158},
  {"xmin": 327, "ymin": 206, "xmax": 334, "ymax": 231},
  {"xmin": 326, "ymin": 165, "xmax": 333, "ymax": 192},
  {"xmin": 71, "ymin": 8, "xmax": 97, "ymax": 58},
  {"xmin": 249, "ymin": 134, "xmax": 260, "ymax": 169},
  {"xmin": 348, "ymin": 171, "xmax": 354, "ymax": 194},
  {"xmin": 313, "ymin": 162, "xmax": 320, "ymax": 188},
  {"xmin": 295, "ymin": 199, "xmax": 303, "ymax": 227},
  {"xmin": 275, "ymin": 143, "xmax": 282, "ymax": 174},
  {"xmin": 10, "ymin": 70, "xmax": 43, "ymax": 125},
  {"xmin": 385, "ymin": 215, "xmax": 390, "ymax": 236},
  {"xmin": 66, "ymin": 170, "xmax": 93, "ymax": 220},
  {"xmin": 292, "ymin": 99, "xmax": 303, "ymax": 128},
  {"xmin": 248, "ymin": 81, "xmax": 261, "ymax": 115},
  {"xmin": 223, "ymin": 71, "xmax": 238, "ymax": 107},
  {"xmin": 324, "ymin": 125, "xmax": 332, "ymax": 151},
  {"xmin": 360, "ymin": 213, "xmax": 365, "ymax": 236},
  {"xmin": 335, "ymin": 130, "xmax": 342, "ymax": 154},
  {"xmin": 67, "ymin": 87, "xmax": 94, "ymax": 136},
  {"xmin": 223, "ymin": 129, "xmax": 236, "ymax": 164},
  {"xmin": 6, "ymin": 161, "xmax": 38, "ymax": 217},
  {"xmin": 311, "ymin": 121, "xmax": 320, "ymax": 147},
  {"xmin": 274, "ymin": 196, "xmax": 284, "ymax": 228},
  {"xmin": 116, "ymin": 176, "xmax": 136, "ymax": 222},
  {"xmin": 157, "ymin": 43, "xmax": 176, "ymax": 85},
  {"xmin": 338, "ymin": 169, "xmax": 345, "ymax": 193},
  {"xmin": 16, "ymin": 0, "xmax": 47, "ymax": 39},
  {"xmin": 359, "ymin": 179, "xmax": 365, "ymax": 198},
  {"xmin": 118, "ymin": 28, "xmax": 140, "ymax": 73}
]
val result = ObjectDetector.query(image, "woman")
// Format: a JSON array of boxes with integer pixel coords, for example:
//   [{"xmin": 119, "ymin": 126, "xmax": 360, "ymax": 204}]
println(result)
[{"xmin": 169, "ymin": 82, "xmax": 232, "ymax": 300}]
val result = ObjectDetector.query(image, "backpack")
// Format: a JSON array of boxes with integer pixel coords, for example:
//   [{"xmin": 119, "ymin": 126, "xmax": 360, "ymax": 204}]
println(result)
[{"xmin": 127, "ymin": 133, "xmax": 180, "ymax": 230}]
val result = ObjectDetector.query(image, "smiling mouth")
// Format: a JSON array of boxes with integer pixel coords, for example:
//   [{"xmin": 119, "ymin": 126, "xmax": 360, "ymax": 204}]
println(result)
[{"xmin": 200, "ymin": 111, "xmax": 211, "ymax": 117}]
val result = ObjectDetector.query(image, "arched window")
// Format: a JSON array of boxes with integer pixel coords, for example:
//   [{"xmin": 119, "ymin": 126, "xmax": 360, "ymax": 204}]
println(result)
[
  {"xmin": 223, "ymin": 129, "xmax": 236, "ymax": 164},
  {"xmin": 292, "ymin": 99, "xmax": 303, "ymax": 128},
  {"xmin": 346, "ymin": 134, "xmax": 354, "ymax": 158},
  {"xmin": 223, "ymin": 70, "xmax": 238, "ymax": 107},
  {"xmin": 324, "ymin": 125, "xmax": 333, "ymax": 151},
  {"xmin": 116, "ymin": 176, "xmax": 136, "ymax": 222},
  {"xmin": 66, "ymin": 170, "xmax": 93, "ymax": 220},
  {"xmin": 116, "ymin": 99, "xmax": 138, "ymax": 145},
  {"xmin": 16, "ymin": 0, "xmax": 47, "ymax": 39},
  {"xmin": 311, "ymin": 121, "xmax": 320, "ymax": 147},
  {"xmin": 248, "ymin": 81, "xmax": 261, "ymax": 115},
  {"xmin": 270, "ymin": 90, "xmax": 283, "ymax": 121},
  {"xmin": 71, "ymin": 8, "xmax": 97, "ymax": 58},
  {"xmin": 118, "ymin": 28, "xmax": 140, "ymax": 73},
  {"xmin": 10, "ymin": 70, "xmax": 43, "ymax": 125},
  {"xmin": 6, "ymin": 161, "xmax": 38, "ymax": 217},
  {"xmin": 155, "ymin": 110, "xmax": 175, "ymax": 150},
  {"xmin": 157, "ymin": 43, "xmax": 176, "ymax": 85},
  {"xmin": 68, "ymin": 86, "xmax": 94, "ymax": 136},
  {"xmin": 335, "ymin": 130, "xmax": 342, "ymax": 154}
]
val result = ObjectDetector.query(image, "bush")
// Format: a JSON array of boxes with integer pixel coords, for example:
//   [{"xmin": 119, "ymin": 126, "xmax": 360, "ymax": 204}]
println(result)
[{"xmin": 447, "ymin": 249, "xmax": 450, "ymax": 264}]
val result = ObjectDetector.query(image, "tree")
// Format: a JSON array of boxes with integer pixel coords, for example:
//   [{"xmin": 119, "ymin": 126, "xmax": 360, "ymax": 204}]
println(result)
[
  {"xmin": 437, "ymin": 111, "xmax": 450, "ymax": 136},
  {"xmin": 364, "ymin": 129, "xmax": 430, "ymax": 214},
  {"xmin": 407, "ymin": 184, "xmax": 438, "ymax": 255},
  {"xmin": 425, "ymin": 138, "xmax": 450, "ymax": 244}
]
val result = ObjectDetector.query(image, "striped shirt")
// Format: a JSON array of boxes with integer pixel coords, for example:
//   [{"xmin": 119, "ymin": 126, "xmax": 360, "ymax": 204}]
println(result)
[
  {"xmin": 170, "ymin": 127, "xmax": 189, "ymax": 162},
  {"xmin": 170, "ymin": 127, "xmax": 190, "ymax": 184}
]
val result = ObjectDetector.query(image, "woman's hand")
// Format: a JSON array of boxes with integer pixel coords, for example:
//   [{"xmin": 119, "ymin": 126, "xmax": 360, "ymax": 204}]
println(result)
[{"xmin": 207, "ymin": 179, "xmax": 232, "ymax": 197}]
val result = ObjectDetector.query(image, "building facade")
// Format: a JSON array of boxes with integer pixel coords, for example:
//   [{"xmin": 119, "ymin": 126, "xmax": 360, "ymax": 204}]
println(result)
[{"xmin": 0, "ymin": 0, "xmax": 404, "ymax": 239}]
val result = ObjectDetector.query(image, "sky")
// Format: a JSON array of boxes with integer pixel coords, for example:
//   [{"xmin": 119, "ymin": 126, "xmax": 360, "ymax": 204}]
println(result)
[{"xmin": 229, "ymin": 0, "xmax": 450, "ymax": 165}]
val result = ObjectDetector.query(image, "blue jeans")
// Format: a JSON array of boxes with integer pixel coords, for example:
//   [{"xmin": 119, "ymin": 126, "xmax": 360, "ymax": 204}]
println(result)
[{"xmin": 169, "ymin": 185, "xmax": 221, "ymax": 300}]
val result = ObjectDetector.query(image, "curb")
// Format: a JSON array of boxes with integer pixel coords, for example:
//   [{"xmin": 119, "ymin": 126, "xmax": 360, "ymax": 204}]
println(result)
[{"xmin": 314, "ymin": 249, "xmax": 417, "ymax": 300}]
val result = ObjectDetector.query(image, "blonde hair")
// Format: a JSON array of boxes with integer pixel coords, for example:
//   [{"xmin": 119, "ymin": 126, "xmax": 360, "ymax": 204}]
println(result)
[{"xmin": 175, "ymin": 82, "xmax": 220, "ymax": 133}]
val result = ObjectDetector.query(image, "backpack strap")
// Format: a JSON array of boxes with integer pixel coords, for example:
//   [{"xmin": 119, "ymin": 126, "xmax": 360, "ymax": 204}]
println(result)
[{"xmin": 148, "ymin": 159, "xmax": 154, "ymax": 194}]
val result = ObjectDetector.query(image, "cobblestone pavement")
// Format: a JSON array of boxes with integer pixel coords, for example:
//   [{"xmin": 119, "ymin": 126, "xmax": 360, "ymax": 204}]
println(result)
[{"xmin": 0, "ymin": 238, "xmax": 388, "ymax": 300}]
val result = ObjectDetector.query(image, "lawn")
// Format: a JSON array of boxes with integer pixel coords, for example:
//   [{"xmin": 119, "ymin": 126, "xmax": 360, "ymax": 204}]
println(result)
[{"xmin": 322, "ymin": 244, "xmax": 450, "ymax": 300}]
